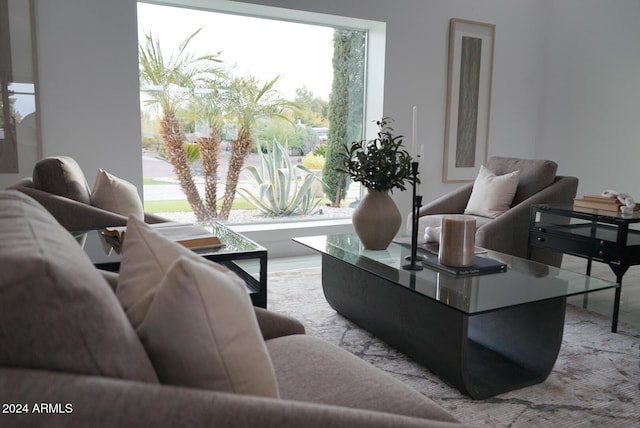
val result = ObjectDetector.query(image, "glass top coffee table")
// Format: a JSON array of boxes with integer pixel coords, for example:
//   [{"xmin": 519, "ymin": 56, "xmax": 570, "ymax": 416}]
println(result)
[
  {"xmin": 73, "ymin": 222, "xmax": 267, "ymax": 308},
  {"xmin": 295, "ymin": 234, "xmax": 618, "ymax": 399}
]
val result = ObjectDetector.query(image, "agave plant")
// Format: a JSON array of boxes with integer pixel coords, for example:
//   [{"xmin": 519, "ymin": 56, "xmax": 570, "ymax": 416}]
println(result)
[{"xmin": 237, "ymin": 139, "xmax": 322, "ymax": 216}]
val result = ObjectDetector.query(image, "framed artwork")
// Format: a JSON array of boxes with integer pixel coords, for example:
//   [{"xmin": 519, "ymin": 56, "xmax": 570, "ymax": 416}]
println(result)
[
  {"xmin": 443, "ymin": 18, "xmax": 495, "ymax": 182},
  {"xmin": 0, "ymin": 0, "xmax": 40, "ymax": 174}
]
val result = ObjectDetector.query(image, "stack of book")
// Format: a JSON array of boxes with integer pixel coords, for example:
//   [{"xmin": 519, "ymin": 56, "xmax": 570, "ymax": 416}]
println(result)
[{"xmin": 573, "ymin": 194, "xmax": 638, "ymax": 212}]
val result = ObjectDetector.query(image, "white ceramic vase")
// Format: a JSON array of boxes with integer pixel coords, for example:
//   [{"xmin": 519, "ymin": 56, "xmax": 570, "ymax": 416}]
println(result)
[{"xmin": 352, "ymin": 189, "xmax": 401, "ymax": 250}]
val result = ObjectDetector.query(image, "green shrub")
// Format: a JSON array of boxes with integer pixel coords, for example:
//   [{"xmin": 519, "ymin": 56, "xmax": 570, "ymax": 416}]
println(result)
[{"xmin": 301, "ymin": 153, "xmax": 325, "ymax": 170}]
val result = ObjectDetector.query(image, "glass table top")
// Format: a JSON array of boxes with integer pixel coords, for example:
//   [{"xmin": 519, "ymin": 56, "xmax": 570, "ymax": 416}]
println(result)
[
  {"xmin": 73, "ymin": 222, "xmax": 265, "ymax": 265},
  {"xmin": 535, "ymin": 203, "xmax": 640, "ymax": 223},
  {"xmin": 294, "ymin": 234, "xmax": 619, "ymax": 315}
]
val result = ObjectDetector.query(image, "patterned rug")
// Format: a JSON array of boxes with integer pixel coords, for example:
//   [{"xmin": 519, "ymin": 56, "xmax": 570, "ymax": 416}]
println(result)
[{"xmin": 268, "ymin": 267, "xmax": 640, "ymax": 427}]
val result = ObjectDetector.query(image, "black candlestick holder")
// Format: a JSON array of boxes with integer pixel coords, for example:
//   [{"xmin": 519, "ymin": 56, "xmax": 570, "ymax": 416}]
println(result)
[{"xmin": 403, "ymin": 161, "xmax": 423, "ymax": 271}]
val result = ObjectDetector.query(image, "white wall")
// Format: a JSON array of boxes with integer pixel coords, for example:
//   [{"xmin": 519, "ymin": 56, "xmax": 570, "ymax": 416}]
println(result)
[
  {"xmin": 215, "ymin": 0, "xmax": 640, "ymax": 204},
  {"xmin": 5, "ymin": 0, "xmax": 638, "ymax": 215},
  {"xmin": 537, "ymin": 0, "xmax": 640, "ymax": 197},
  {"xmin": 234, "ymin": 0, "xmax": 549, "ymax": 215},
  {"xmin": 28, "ymin": 0, "xmax": 144, "ymax": 193}
]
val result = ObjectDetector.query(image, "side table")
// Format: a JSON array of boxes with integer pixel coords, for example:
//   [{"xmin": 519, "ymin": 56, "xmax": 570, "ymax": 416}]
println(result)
[
  {"xmin": 527, "ymin": 203, "xmax": 640, "ymax": 332},
  {"xmin": 73, "ymin": 222, "xmax": 268, "ymax": 308}
]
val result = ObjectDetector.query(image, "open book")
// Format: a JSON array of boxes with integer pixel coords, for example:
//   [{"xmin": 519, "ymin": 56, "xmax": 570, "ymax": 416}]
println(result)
[{"xmin": 103, "ymin": 222, "xmax": 223, "ymax": 250}]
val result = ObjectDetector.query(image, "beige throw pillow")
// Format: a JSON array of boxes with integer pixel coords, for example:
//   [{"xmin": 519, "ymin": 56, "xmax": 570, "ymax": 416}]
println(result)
[
  {"xmin": 138, "ymin": 256, "xmax": 279, "ymax": 397},
  {"xmin": 32, "ymin": 156, "xmax": 92, "ymax": 204},
  {"xmin": 91, "ymin": 169, "xmax": 144, "ymax": 219},
  {"xmin": 116, "ymin": 216, "xmax": 239, "ymax": 327},
  {"xmin": 464, "ymin": 165, "xmax": 520, "ymax": 218},
  {"xmin": 116, "ymin": 216, "xmax": 278, "ymax": 398}
]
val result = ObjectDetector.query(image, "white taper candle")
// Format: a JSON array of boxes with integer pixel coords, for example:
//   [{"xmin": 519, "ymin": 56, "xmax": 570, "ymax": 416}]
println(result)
[{"xmin": 412, "ymin": 106, "xmax": 417, "ymax": 157}]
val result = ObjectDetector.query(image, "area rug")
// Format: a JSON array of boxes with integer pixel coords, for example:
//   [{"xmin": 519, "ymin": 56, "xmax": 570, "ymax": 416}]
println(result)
[{"xmin": 267, "ymin": 267, "xmax": 640, "ymax": 427}]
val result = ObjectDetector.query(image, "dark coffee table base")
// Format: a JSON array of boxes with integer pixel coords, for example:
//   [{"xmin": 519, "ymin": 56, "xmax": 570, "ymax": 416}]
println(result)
[{"xmin": 322, "ymin": 255, "xmax": 566, "ymax": 399}]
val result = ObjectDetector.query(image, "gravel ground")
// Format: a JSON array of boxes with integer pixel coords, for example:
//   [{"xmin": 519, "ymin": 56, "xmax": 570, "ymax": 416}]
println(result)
[{"xmin": 144, "ymin": 153, "xmax": 357, "ymax": 225}]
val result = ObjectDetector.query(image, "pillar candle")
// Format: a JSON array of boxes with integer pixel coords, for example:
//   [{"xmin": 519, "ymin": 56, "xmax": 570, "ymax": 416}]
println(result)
[{"xmin": 438, "ymin": 215, "xmax": 476, "ymax": 267}]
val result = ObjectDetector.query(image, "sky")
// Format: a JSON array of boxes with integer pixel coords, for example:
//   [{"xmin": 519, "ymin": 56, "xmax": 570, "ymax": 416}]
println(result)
[{"xmin": 137, "ymin": 3, "xmax": 335, "ymax": 101}]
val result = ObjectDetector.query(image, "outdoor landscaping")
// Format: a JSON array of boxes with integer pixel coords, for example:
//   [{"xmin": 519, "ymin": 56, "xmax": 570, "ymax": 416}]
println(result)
[{"xmin": 138, "ymin": 23, "xmax": 365, "ymax": 224}]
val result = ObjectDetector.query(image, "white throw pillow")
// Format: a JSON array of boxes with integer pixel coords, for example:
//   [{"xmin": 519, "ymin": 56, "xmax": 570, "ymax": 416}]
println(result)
[
  {"xmin": 138, "ymin": 256, "xmax": 279, "ymax": 397},
  {"xmin": 91, "ymin": 169, "xmax": 144, "ymax": 219},
  {"xmin": 116, "ymin": 216, "xmax": 236, "ymax": 328},
  {"xmin": 464, "ymin": 165, "xmax": 520, "ymax": 218},
  {"xmin": 116, "ymin": 216, "xmax": 278, "ymax": 398}
]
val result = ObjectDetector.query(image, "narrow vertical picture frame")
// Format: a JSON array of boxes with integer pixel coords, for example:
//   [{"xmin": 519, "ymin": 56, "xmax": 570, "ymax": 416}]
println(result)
[{"xmin": 443, "ymin": 18, "xmax": 495, "ymax": 182}]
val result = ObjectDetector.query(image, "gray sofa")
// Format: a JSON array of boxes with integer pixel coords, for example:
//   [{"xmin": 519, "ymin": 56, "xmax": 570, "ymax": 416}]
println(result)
[
  {"xmin": 413, "ymin": 157, "xmax": 578, "ymax": 267},
  {"xmin": 0, "ymin": 190, "xmax": 470, "ymax": 428}
]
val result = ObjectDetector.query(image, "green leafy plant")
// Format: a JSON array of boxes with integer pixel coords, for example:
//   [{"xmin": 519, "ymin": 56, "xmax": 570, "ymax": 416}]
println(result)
[
  {"xmin": 237, "ymin": 139, "xmax": 322, "ymax": 216},
  {"xmin": 312, "ymin": 143, "xmax": 327, "ymax": 157},
  {"xmin": 339, "ymin": 117, "xmax": 414, "ymax": 193}
]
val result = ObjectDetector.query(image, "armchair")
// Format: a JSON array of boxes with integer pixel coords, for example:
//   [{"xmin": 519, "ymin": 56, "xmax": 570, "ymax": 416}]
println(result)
[
  {"xmin": 7, "ymin": 156, "xmax": 168, "ymax": 231},
  {"xmin": 413, "ymin": 157, "xmax": 578, "ymax": 267}
]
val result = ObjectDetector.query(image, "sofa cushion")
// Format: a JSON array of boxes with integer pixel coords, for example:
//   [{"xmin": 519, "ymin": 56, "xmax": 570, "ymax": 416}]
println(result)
[
  {"xmin": 266, "ymin": 335, "xmax": 459, "ymax": 423},
  {"xmin": 138, "ymin": 256, "xmax": 279, "ymax": 397},
  {"xmin": 0, "ymin": 190, "xmax": 157, "ymax": 382},
  {"xmin": 486, "ymin": 156, "xmax": 558, "ymax": 205},
  {"xmin": 32, "ymin": 156, "xmax": 91, "ymax": 204},
  {"xmin": 91, "ymin": 169, "xmax": 144, "ymax": 219},
  {"xmin": 464, "ymin": 165, "xmax": 520, "ymax": 218}
]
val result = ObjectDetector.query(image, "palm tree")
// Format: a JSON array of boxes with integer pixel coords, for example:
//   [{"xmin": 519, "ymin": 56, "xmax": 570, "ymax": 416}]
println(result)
[
  {"xmin": 138, "ymin": 29, "xmax": 223, "ymax": 221},
  {"xmin": 219, "ymin": 75, "xmax": 297, "ymax": 219},
  {"xmin": 185, "ymin": 80, "xmax": 228, "ymax": 219}
]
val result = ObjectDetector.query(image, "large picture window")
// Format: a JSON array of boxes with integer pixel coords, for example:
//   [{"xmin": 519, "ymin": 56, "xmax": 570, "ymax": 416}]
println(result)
[{"xmin": 137, "ymin": 1, "xmax": 381, "ymax": 226}]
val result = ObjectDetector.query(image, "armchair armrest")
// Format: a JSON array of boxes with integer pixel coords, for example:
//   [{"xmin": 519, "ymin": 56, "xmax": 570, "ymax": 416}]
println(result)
[
  {"xmin": 11, "ymin": 185, "xmax": 130, "ymax": 230},
  {"xmin": 418, "ymin": 183, "xmax": 474, "ymax": 216},
  {"xmin": 9, "ymin": 182, "xmax": 169, "ymax": 230},
  {"xmin": 145, "ymin": 212, "xmax": 171, "ymax": 224},
  {"xmin": 254, "ymin": 306, "xmax": 305, "ymax": 340},
  {"xmin": 476, "ymin": 176, "xmax": 578, "ymax": 266}
]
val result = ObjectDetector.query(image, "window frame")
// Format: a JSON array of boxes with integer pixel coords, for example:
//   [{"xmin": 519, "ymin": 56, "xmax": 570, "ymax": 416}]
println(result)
[{"xmin": 138, "ymin": 1, "xmax": 386, "ymax": 255}]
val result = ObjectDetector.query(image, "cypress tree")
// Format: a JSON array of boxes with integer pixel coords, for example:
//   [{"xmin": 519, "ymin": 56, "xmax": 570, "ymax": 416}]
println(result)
[
  {"xmin": 346, "ymin": 31, "xmax": 365, "ymax": 151},
  {"xmin": 323, "ymin": 29, "xmax": 366, "ymax": 206},
  {"xmin": 323, "ymin": 30, "xmax": 350, "ymax": 205}
]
